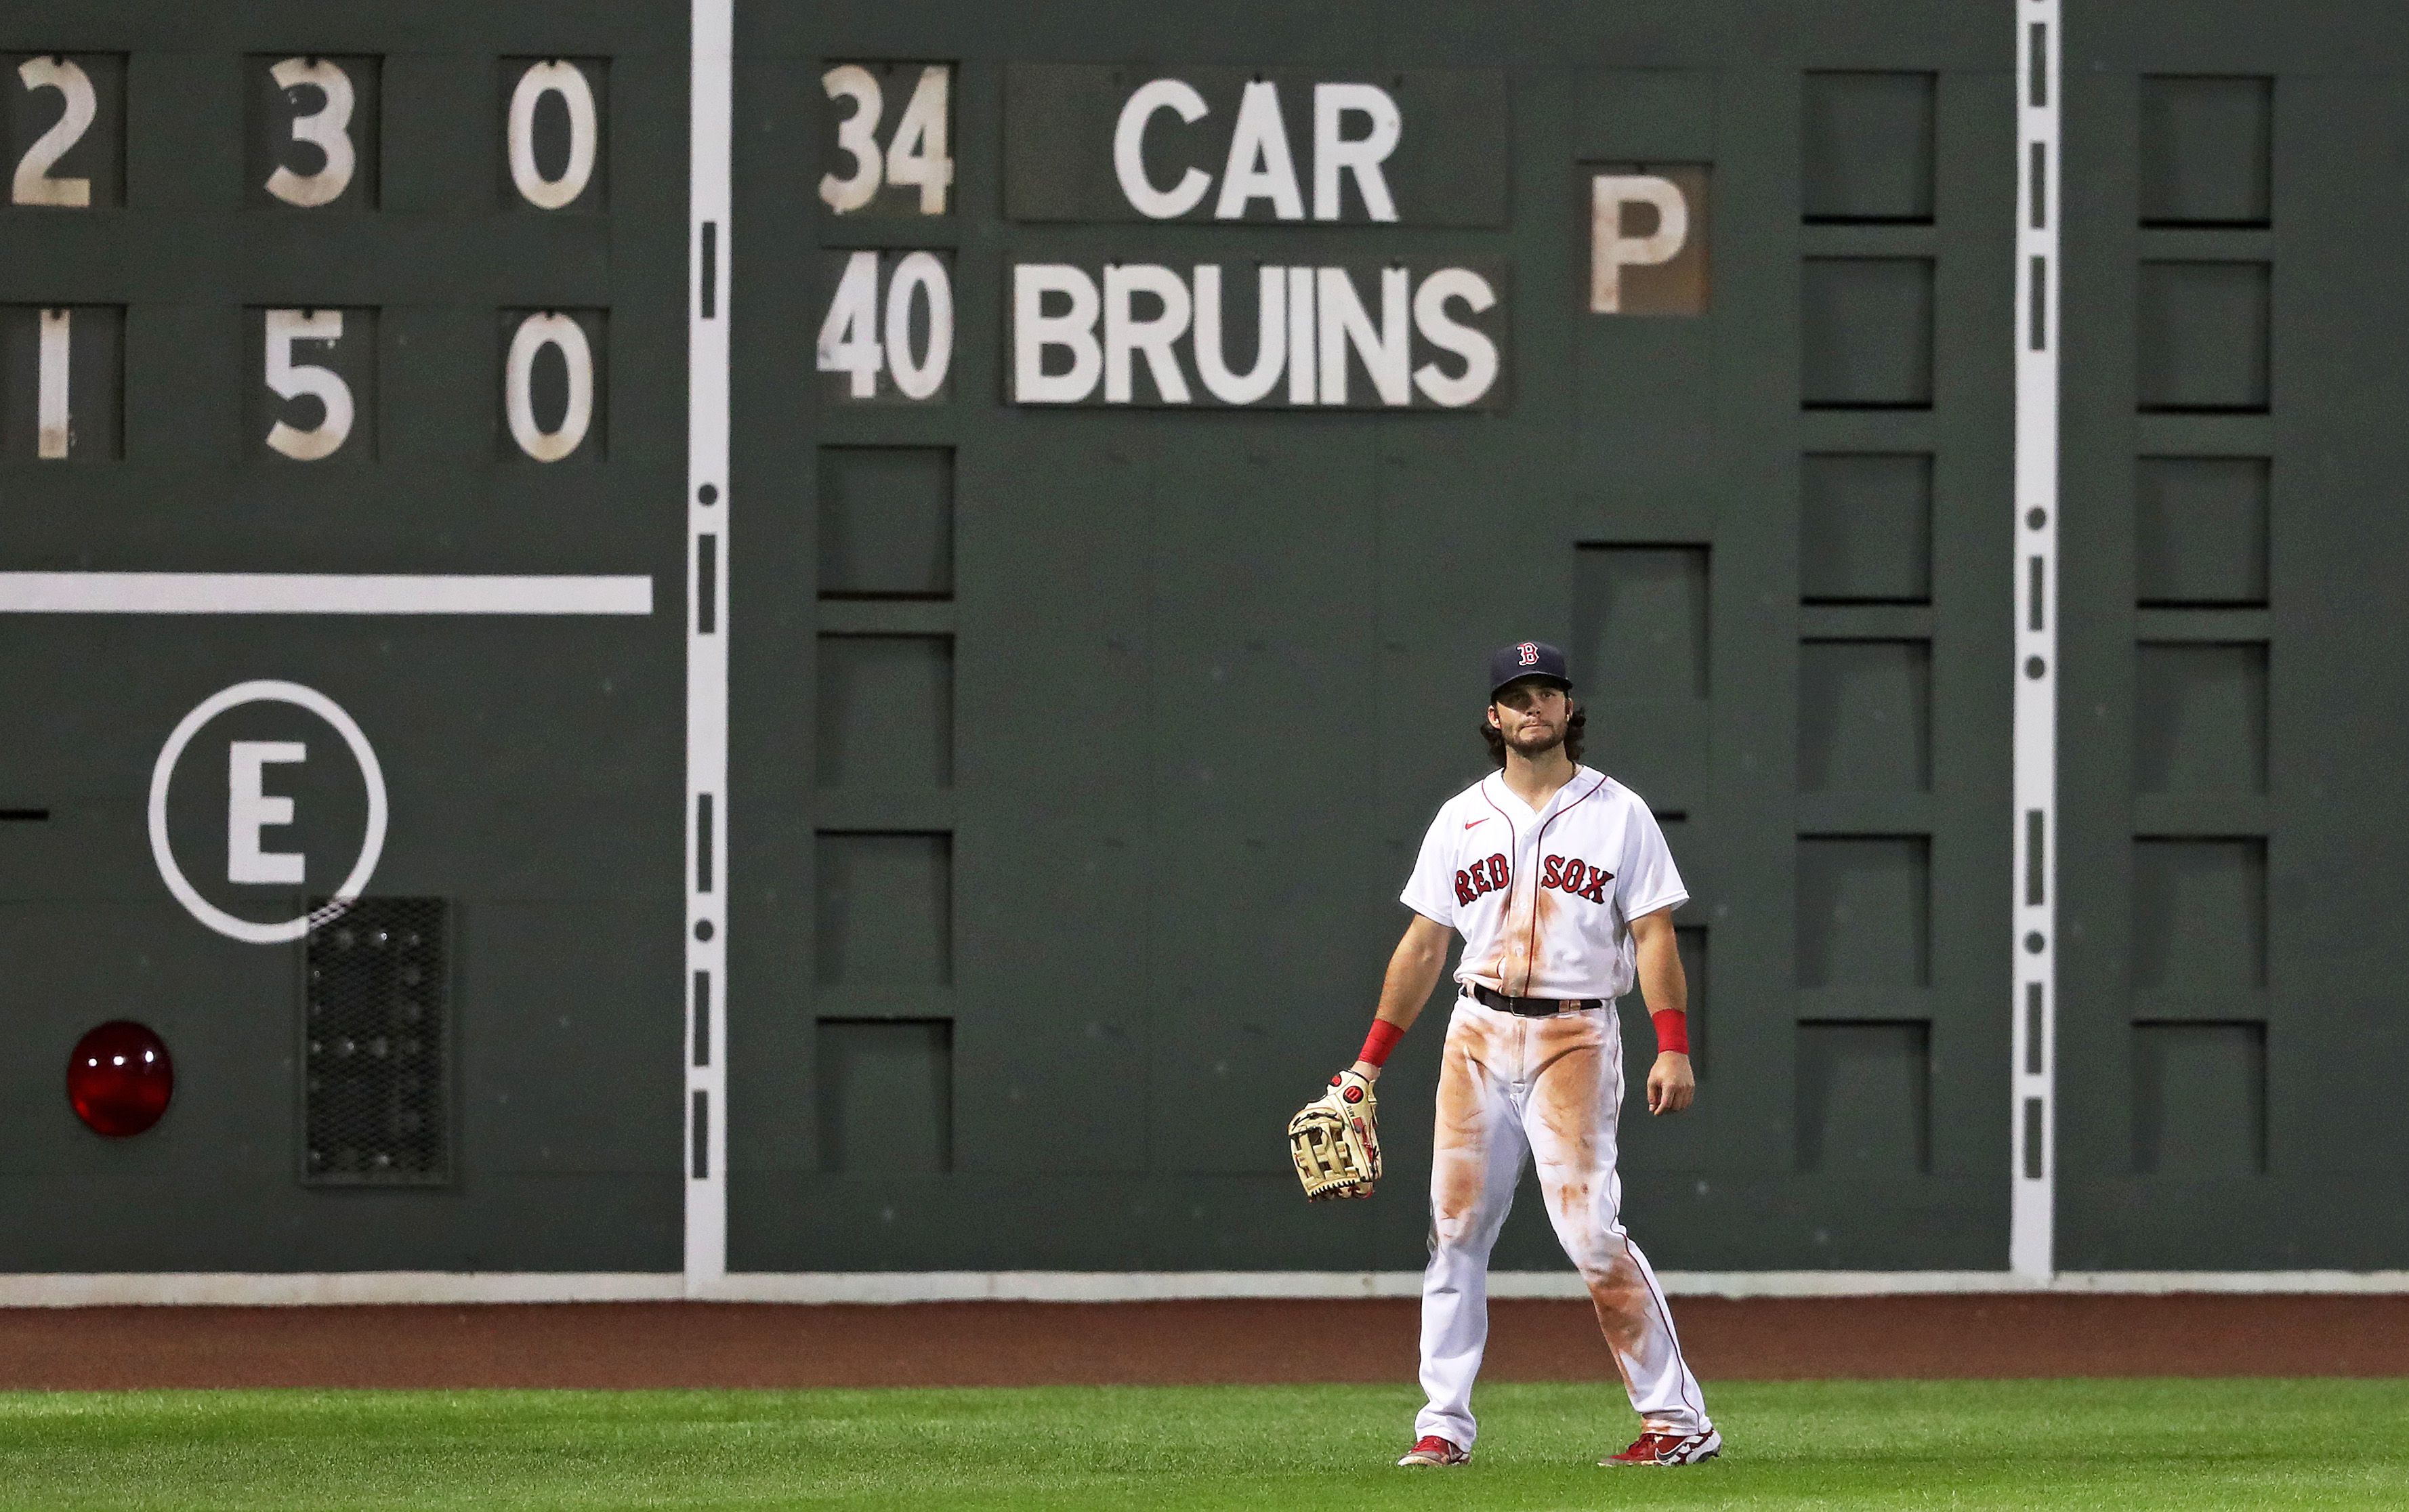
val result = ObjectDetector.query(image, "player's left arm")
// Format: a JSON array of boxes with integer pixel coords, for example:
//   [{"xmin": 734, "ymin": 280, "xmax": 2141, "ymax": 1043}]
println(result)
[{"xmin": 1631, "ymin": 906, "xmax": 1695, "ymax": 1116}]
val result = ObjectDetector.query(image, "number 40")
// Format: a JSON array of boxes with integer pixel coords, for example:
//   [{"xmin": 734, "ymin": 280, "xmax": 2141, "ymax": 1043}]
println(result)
[{"xmin": 816, "ymin": 251, "xmax": 952, "ymax": 401}]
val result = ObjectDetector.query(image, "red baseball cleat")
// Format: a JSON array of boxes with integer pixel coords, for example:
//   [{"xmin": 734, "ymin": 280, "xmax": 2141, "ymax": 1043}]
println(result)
[
  {"xmin": 1601, "ymin": 1427, "xmax": 1722, "ymax": 1467},
  {"xmin": 1397, "ymin": 1434, "xmax": 1470, "ymax": 1467}
]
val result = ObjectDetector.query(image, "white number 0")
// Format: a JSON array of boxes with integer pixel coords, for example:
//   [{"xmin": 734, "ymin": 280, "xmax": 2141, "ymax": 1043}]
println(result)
[
  {"xmin": 817, "ymin": 64, "xmax": 951, "ymax": 215},
  {"xmin": 505, "ymin": 314, "xmax": 595, "ymax": 461},
  {"xmin": 12, "ymin": 57, "xmax": 97, "ymax": 207},
  {"xmin": 507, "ymin": 62, "xmax": 598, "ymax": 209}
]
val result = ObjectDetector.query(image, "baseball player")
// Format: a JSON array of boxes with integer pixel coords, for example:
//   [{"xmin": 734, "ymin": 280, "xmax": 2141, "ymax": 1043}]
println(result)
[{"xmin": 1345, "ymin": 639, "xmax": 1718, "ymax": 1469}]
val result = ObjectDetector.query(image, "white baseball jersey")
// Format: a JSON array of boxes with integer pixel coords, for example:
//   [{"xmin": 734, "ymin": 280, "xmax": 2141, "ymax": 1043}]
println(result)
[
  {"xmin": 1400, "ymin": 763, "xmax": 1712, "ymax": 1448},
  {"xmin": 1400, "ymin": 766, "xmax": 1686, "ymax": 1000}
]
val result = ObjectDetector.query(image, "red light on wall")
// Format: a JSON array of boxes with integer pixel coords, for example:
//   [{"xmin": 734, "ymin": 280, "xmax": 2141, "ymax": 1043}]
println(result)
[{"xmin": 66, "ymin": 1021, "xmax": 174, "ymax": 1137}]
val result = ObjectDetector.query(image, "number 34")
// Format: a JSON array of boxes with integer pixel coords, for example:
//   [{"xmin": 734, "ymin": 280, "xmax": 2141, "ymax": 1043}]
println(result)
[{"xmin": 818, "ymin": 63, "xmax": 952, "ymax": 215}]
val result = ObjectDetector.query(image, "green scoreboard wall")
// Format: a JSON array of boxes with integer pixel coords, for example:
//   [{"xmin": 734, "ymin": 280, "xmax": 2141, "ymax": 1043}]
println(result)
[
  {"xmin": 725, "ymin": 4, "xmax": 2023, "ymax": 1276},
  {"xmin": 0, "ymin": 1, "xmax": 2402, "ymax": 1283},
  {"xmin": 0, "ymin": 6, "xmax": 687, "ymax": 1272},
  {"xmin": 2054, "ymin": 9, "xmax": 2409, "ymax": 1269}
]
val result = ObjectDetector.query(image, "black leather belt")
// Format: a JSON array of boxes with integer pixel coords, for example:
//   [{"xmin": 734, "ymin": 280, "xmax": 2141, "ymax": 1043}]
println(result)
[{"xmin": 1471, "ymin": 984, "xmax": 1604, "ymax": 1016}]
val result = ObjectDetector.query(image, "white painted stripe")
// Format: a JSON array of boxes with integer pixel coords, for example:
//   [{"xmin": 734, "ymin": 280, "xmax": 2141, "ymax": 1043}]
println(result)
[
  {"xmin": 684, "ymin": 0, "xmax": 734, "ymax": 1296},
  {"xmin": 0, "ymin": 572, "xmax": 653, "ymax": 615},
  {"xmin": 696, "ymin": 1270, "xmax": 2409, "ymax": 1303},
  {"xmin": 0, "ymin": 1273, "xmax": 686, "ymax": 1307},
  {"xmin": 700, "ymin": 1272, "xmax": 1438, "ymax": 1304},
  {"xmin": 2009, "ymin": 0, "xmax": 2063, "ymax": 1282},
  {"xmin": 7, "ymin": 1270, "xmax": 2409, "ymax": 1307}
]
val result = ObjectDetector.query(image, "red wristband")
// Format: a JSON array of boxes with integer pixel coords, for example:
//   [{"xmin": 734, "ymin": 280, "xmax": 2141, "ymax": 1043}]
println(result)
[
  {"xmin": 1651, "ymin": 1009, "xmax": 1690, "ymax": 1056},
  {"xmin": 1358, "ymin": 1018, "xmax": 1405, "ymax": 1068}
]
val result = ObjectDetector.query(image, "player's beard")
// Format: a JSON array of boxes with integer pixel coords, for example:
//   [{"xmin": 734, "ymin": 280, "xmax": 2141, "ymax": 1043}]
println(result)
[{"xmin": 1505, "ymin": 720, "xmax": 1566, "ymax": 757}]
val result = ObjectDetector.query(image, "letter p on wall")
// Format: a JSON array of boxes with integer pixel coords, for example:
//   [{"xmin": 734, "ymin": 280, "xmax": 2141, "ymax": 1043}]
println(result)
[{"xmin": 1590, "ymin": 166, "xmax": 1711, "ymax": 315}]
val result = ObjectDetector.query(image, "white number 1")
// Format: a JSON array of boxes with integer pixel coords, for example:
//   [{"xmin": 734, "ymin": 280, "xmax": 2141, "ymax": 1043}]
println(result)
[{"xmin": 36, "ymin": 308, "xmax": 70, "ymax": 457}]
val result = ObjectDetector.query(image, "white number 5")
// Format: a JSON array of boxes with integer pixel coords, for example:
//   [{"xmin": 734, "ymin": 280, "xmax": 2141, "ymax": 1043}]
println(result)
[
  {"xmin": 12, "ymin": 57, "xmax": 96, "ymax": 207},
  {"xmin": 263, "ymin": 310, "xmax": 354, "ymax": 460},
  {"xmin": 264, "ymin": 58, "xmax": 356, "ymax": 207}
]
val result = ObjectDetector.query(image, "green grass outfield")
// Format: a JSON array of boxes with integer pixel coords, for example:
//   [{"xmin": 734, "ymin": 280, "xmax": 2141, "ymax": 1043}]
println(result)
[{"xmin": 1, "ymin": 1379, "xmax": 2404, "ymax": 1511}]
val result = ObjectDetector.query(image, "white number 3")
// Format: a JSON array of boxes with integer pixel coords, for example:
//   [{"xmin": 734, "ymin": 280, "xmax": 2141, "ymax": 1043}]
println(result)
[
  {"xmin": 818, "ymin": 65, "xmax": 883, "ymax": 213},
  {"xmin": 264, "ymin": 58, "xmax": 356, "ymax": 207}
]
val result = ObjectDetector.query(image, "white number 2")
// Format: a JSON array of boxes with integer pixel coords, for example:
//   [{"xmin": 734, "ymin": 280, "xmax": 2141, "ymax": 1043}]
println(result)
[
  {"xmin": 12, "ymin": 57, "xmax": 96, "ymax": 207},
  {"xmin": 816, "ymin": 64, "xmax": 951, "ymax": 215},
  {"xmin": 264, "ymin": 58, "xmax": 356, "ymax": 207},
  {"xmin": 816, "ymin": 250, "xmax": 953, "ymax": 400}
]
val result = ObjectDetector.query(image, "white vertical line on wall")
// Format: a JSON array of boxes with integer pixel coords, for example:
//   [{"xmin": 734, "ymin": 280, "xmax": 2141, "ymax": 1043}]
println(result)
[
  {"xmin": 2010, "ymin": 0, "xmax": 2061, "ymax": 1282},
  {"xmin": 685, "ymin": 0, "xmax": 734, "ymax": 1295}
]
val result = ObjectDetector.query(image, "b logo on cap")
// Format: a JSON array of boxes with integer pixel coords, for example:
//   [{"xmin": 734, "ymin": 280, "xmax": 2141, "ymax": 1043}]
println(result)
[{"xmin": 1517, "ymin": 642, "xmax": 1539, "ymax": 666}]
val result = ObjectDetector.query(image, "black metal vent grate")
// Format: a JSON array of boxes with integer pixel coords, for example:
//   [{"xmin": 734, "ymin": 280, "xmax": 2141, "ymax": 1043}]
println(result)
[{"xmin": 302, "ymin": 898, "xmax": 451, "ymax": 1185}]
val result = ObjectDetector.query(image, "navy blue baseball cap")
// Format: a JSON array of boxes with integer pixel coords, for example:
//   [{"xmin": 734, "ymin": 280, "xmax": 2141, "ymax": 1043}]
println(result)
[{"xmin": 1488, "ymin": 640, "xmax": 1573, "ymax": 698}]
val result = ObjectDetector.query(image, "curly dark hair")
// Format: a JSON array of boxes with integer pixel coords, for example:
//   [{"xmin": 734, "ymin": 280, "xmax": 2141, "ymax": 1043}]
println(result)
[{"xmin": 1480, "ymin": 700, "xmax": 1587, "ymax": 769}]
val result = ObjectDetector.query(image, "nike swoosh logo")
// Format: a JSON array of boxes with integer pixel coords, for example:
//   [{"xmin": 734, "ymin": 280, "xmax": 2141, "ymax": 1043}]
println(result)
[{"xmin": 1464, "ymin": 818, "xmax": 1489, "ymax": 830}]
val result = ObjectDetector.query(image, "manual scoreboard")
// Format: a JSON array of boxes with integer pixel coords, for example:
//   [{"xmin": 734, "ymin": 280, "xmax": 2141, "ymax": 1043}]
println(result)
[
  {"xmin": 0, "ymin": 3, "xmax": 2022, "ymax": 1282},
  {"xmin": 8, "ymin": 2, "xmax": 2401, "ymax": 1289},
  {"xmin": 0, "ymin": 10, "xmax": 684, "ymax": 1271}
]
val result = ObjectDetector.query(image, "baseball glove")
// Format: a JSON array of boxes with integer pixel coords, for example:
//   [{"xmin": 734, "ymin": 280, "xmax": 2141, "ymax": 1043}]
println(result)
[{"xmin": 1288, "ymin": 1070, "xmax": 1381, "ymax": 1200}]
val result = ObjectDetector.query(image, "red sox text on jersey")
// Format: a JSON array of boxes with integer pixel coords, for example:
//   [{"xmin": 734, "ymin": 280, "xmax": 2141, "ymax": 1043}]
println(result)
[
  {"xmin": 1406, "ymin": 768, "xmax": 1686, "ymax": 1001},
  {"xmin": 1452, "ymin": 854, "xmax": 1614, "ymax": 906}
]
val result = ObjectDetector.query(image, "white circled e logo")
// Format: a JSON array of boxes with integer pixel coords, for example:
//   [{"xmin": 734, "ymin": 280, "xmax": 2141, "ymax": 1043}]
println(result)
[{"xmin": 148, "ymin": 680, "xmax": 389, "ymax": 944}]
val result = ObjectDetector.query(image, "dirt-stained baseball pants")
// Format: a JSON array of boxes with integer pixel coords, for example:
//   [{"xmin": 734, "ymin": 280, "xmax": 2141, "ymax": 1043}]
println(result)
[{"xmin": 1414, "ymin": 993, "xmax": 1711, "ymax": 1448}]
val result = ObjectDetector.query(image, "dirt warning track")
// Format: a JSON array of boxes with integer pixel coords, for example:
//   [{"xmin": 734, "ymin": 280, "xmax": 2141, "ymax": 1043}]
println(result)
[{"xmin": 1, "ymin": 1295, "xmax": 2404, "ymax": 1391}]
